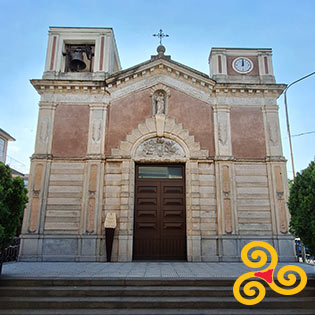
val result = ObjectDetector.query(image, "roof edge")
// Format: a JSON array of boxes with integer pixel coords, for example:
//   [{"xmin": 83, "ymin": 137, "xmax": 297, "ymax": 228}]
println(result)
[{"xmin": 0, "ymin": 128, "xmax": 15, "ymax": 141}]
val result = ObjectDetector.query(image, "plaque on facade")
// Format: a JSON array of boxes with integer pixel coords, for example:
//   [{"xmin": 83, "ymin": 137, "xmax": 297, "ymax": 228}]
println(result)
[
  {"xmin": 104, "ymin": 212, "xmax": 117, "ymax": 229},
  {"xmin": 135, "ymin": 137, "xmax": 185, "ymax": 159}
]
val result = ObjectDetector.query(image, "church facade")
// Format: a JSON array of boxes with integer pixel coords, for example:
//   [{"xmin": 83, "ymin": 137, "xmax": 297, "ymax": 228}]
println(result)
[{"xmin": 19, "ymin": 27, "xmax": 295, "ymax": 262}]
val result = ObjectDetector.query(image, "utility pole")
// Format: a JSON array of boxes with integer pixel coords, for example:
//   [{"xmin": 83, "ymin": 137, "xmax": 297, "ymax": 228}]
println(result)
[{"xmin": 284, "ymin": 71, "xmax": 315, "ymax": 179}]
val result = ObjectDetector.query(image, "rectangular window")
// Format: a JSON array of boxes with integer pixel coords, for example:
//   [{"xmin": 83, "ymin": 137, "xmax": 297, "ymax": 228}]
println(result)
[{"xmin": 138, "ymin": 166, "xmax": 183, "ymax": 179}]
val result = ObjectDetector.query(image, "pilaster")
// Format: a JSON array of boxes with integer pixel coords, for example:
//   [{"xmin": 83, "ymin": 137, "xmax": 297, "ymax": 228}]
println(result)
[
  {"xmin": 19, "ymin": 158, "xmax": 52, "ymax": 261},
  {"xmin": 262, "ymin": 105, "xmax": 283, "ymax": 158},
  {"xmin": 213, "ymin": 104, "xmax": 232, "ymax": 159},
  {"xmin": 34, "ymin": 102, "xmax": 57, "ymax": 155},
  {"xmin": 269, "ymin": 162, "xmax": 290, "ymax": 235},
  {"xmin": 267, "ymin": 161, "xmax": 293, "ymax": 260},
  {"xmin": 186, "ymin": 160, "xmax": 202, "ymax": 261},
  {"xmin": 87, "ymin": 103, "xmax": 108, "ymax": 157}
]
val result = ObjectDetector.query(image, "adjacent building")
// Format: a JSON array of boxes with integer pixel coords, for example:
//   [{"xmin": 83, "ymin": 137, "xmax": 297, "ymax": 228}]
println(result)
[
  {"xmin": 19, "ymin": 27, "xmax": 294, "ymax": 262},
  {"xmin": 0, "ymin": 128, "xmax": 15, "ymax": 164}
]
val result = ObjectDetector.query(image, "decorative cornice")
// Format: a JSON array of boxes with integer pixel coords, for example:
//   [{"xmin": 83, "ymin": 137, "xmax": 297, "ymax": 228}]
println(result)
[
  {"xmin": 31, "ymin": 154, "xmax": 53, "ymax": 160},
  {"xmin": 212, "ymin": 83, "xmax": 286, "ymax": 98},
  {"xmin": 32, "ymin": 57, "xmax": 286, "ymax": 100},
  {"xmin": 31, "ymin": 79, "xmax": 108, "ymax": 95}
]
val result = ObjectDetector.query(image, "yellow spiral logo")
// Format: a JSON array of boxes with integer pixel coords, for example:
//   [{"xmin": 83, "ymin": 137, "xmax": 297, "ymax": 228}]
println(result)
[{"xmin": 233, "ymin": 241, "xmax": 307, "ymax": 305}]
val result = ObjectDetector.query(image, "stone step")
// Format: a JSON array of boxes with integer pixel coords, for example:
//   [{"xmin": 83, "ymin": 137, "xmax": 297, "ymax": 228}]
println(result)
[
  {"xmin": 2, "ymin": 278, "xmax": 313, "ymax": 287},
  {"xmin": 0, "ymin": 285, "xmax": 314, "ymax": 297},
  {"xmin": 0, "ymin": 278, "xmax": 237, "ymax": 286},
  {"xmin": 0, "ymin": 286, "xmax": 233, "ymax": 297},
  {"xmin": 0, "ymin": 308, "xmax": 315, "ymax": 315},
  {"xmin": 0, "ymin": 296, "xmax": 314, "ymax": 310},
  {"xmin": 1, "ymin": 278, "xmax": 313, "ymax": 313}
]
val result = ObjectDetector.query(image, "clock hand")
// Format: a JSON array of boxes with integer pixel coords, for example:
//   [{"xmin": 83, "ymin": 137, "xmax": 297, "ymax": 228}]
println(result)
[{"xmin": 241, "ymin": 59, "xmax": 244, "ymax": 67}]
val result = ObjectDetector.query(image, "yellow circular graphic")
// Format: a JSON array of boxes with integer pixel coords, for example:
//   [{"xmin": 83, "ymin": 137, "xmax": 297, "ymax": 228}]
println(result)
[{"xmin": 233, "ymin": 241, "xmax": 307, "ymax": 305}]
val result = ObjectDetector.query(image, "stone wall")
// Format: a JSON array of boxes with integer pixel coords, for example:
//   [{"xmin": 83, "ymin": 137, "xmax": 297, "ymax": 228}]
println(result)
[{"xmin": 45, "ymin": 162, "xmax": 84, "ymax": 233}]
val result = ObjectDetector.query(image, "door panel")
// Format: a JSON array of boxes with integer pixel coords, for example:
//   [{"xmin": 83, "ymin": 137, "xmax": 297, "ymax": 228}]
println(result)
[{"xmin": 133, "ymin": 165, "xmax": 186, "ymax": 260}]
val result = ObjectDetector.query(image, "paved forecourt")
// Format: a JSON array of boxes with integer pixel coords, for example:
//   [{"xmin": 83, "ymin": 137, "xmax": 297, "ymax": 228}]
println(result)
[{"xmin": 1, "ymin": 262, "xmax": 314, "ymax": 279}]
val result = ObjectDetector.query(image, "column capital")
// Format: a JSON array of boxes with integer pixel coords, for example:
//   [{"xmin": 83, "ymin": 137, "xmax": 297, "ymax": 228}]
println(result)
[
  {"xmin": 262, "ymin": 104, "xmax": 279, "ymax": 112},
  {"xmin": 89, "ymin": 102, "xmax": 109, "ymax": 110},
  {"xmin": 39, "ymin": 102, "xmax": 58, "ymax": 110},
  {"xmin": 213, "ymin": 104, "xmax": 230, "ymax": 112}
]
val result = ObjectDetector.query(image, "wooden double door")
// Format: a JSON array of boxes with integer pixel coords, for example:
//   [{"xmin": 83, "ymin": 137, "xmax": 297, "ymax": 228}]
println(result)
[{"xmin": 133, "ymin": 164, "xmax": 187, "ymax": 260}]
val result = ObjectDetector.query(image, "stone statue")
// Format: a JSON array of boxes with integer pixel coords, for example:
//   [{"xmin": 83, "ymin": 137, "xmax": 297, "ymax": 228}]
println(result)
[{"xmin": 155, "ymin": 92, "xmax": 165, "ymax": 114}]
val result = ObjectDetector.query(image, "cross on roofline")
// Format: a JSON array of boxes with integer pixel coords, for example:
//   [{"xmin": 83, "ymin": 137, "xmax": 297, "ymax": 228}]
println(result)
[{"xmin": 153, "ymin": 29, "xmax": 169, "ymax": 45}]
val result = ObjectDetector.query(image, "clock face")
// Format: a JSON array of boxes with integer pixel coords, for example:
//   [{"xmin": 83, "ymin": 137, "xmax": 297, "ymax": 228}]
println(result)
[{"xmin": 232, "ymin": 57, "xmax": 253, "ymax": 73}]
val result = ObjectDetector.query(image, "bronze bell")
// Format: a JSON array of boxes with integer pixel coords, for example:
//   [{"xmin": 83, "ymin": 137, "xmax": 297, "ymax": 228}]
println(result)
[{"xmin": 70, "ymin": 49, "xmax": 86, "ymax": 71}]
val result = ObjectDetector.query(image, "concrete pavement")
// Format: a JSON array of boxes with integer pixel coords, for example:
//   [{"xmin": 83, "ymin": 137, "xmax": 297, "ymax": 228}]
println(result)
[{"xmin": 1, "ymin": 261, "xmax": 314, "ymax": 279}]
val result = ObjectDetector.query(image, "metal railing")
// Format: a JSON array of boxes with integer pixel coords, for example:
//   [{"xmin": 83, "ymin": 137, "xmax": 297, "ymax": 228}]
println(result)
[{"xmin": 0, "ymin": 237, "xmax": 20, "ymax": 263}]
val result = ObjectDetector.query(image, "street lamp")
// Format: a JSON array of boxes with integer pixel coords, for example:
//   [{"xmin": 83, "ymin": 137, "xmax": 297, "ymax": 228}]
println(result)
[{"xmin": 283, "ymin": 71, "xmax": 315, "ymax": 179}]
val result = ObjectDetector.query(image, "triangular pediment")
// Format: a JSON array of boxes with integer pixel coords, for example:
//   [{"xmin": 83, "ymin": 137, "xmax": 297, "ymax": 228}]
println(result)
[
  {"xmin": 106, "ymin": 56, "xmax": 216, "ymax": 103},
  {"xmin": 107, "ymin": 55, "xmax": 215, "ymax": 85}
]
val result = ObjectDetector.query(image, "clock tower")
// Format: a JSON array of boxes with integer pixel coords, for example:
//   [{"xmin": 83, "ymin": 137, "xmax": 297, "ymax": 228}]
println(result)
[{"xmin": 209, "ymin": 48, "xmax": 275, "ymax": 84}]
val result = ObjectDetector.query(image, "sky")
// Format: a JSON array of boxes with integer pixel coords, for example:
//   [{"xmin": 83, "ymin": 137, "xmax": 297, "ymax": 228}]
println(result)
[{"xmin": 0, "ymin": 0, "xmax": 314, "ymax": 178}]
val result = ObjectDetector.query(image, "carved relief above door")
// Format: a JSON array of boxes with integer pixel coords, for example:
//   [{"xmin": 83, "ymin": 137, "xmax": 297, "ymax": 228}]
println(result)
[{"xmin": 135, "ymin": 137, "xmax": 185, "ymax": 160}]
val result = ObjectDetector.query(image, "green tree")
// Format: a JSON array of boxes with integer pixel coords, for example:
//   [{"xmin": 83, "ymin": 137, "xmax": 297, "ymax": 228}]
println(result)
[
  {"xmin": 288, "ymin": 160, "xmax": 315, "ymax": 255},
  {"xmin": 0, "ymin": 162, "xmax": 28, "ymax": 272}
]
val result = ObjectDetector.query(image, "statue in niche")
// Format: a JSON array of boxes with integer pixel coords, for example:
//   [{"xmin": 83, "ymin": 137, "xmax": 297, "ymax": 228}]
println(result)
[{"xmin": 154, "ymin": 91, "xmax": 165, "ymax": 115}]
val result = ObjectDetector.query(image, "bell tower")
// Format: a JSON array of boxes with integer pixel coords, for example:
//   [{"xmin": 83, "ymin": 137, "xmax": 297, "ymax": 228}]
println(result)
[
  {"xmin": 43, "ymin": 27, "xmax": 121, "ymax": 79},
  {"xmin": 19, "ymin": 27, "xmax": 121, "ymax": 262}
]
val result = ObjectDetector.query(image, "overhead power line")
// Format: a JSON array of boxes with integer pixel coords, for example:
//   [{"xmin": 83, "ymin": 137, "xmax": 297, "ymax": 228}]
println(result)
[{"xmin": 292, "ymin": 131, "xmax": 315, "ymax": 138}]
